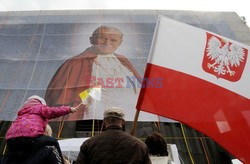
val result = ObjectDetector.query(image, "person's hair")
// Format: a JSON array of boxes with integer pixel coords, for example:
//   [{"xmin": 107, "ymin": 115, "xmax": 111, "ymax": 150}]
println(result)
[
  {"xmin": 145, "ymin": 132, "xmax": 169, "ymax": 156},
  {"xmin": 90, "ymin": 26, "xmax": 123, "ymax": 44},
  {"xmin": 104, "ymin": 116, "xmax": 124, "ymax": 127}
]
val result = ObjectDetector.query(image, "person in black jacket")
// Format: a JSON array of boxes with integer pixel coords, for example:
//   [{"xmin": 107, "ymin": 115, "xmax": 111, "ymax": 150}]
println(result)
[
  {"xmin": 2, "ymin": 124, "xmax": 64, "ymax": 164},
  {"xmin": 2, "ymin": 144, "xmax": 62, "ymax": 164}
]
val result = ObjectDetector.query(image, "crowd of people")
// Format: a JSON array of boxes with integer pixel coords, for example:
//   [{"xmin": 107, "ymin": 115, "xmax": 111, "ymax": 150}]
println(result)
[{"xmin": 0, "ymin": 95, "xmax": 174, "ymax": 164}]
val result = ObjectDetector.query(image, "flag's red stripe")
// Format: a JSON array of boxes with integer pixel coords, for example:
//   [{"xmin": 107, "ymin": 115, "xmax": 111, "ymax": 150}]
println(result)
[{"xmin": 137, "ymin": 63, "xmax": 250, "ymax": 163}]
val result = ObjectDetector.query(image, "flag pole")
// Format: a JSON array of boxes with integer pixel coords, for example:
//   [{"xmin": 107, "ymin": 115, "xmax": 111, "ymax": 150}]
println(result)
[
  {"xmin": 181, "ymin": 123, "xmax": 195, "ymax": 164},
  {"xmin": 130, "ymin": 109, "xmax": 140, "ymax": 136},
  {"xmin": 91, "ymin": 99, "xmax": 97, "ymax": 137},
  {"xmin": 200, "ymin": 137, "xmax": 211, "ymax": 164},
  {"xmin": 57, "ymin": 117, "xmax": 65, "ymax": 139},
  {"xmin": 100, "ymin": 121, "xmax": 104, "ymax": 134},
  {"xmin": 76, "ymin": 102, "xmax": 83, "ymax": 109},
  {"xmin": 3, "ymin": 143, "xmax": 7, "ymax": 155}
]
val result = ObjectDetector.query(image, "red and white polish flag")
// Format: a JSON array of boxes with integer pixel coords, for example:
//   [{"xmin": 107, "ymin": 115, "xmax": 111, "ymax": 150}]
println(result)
[{"xmin": 137, "ymin": 15, "xmax": 250, "ymax": 163}]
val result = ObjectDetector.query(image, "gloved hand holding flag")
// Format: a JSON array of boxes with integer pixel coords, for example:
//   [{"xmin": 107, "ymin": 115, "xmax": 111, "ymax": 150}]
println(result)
[{"xmin": 77, "ymin": 85, "xmax": 102, "ymax": 108}]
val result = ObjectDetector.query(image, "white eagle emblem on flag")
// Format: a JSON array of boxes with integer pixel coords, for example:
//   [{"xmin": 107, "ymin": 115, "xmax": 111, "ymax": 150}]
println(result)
[
  {"xmin": 203, "ymin": 33, "xmax": 248, "ymax": 82},
  {"xmin": 206, "ymin": 36, "xmax": 245, "ymax": 76}
]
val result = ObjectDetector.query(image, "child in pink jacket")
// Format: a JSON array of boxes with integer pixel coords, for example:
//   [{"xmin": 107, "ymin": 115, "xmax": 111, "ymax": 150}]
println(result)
[{"xmin": 4, "ymin": 95, "xmax": 77, "ymax": 164}]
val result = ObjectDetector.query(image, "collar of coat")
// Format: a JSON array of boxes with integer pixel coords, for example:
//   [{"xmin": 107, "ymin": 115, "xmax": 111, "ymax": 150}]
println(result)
[{"xmin": 105, "ymin": 125, "xmax": 123, "ymax": 131}]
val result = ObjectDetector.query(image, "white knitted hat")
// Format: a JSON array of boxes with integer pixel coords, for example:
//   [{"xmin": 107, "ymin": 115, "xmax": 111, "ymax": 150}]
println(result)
[{"xmin": 28, "ymin": 95, "xmax": 47, "ymax": 105}]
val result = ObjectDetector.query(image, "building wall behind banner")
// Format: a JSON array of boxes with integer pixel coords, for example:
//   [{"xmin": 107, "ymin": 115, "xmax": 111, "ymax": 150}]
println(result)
[{"xmin": 0, "ymin": 10, "xmax": 249, "ymax": 163}]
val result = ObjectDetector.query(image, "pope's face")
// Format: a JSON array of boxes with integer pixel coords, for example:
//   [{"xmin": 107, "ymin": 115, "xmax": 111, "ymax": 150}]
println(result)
[{"xmin": 92, "ymin": 28, "xmax": 123, "ymax": 54}]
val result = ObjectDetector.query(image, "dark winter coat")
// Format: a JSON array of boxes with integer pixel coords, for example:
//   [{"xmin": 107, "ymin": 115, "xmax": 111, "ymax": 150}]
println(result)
[{"xmin": 76, "ymin": 125, "xmax": 151, "ymax": 164}]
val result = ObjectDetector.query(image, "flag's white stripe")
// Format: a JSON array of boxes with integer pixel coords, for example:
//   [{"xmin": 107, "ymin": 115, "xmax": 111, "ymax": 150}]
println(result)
[{"xmin": 149, "ymin": 16, "xmax": 250, "ymax": 99}]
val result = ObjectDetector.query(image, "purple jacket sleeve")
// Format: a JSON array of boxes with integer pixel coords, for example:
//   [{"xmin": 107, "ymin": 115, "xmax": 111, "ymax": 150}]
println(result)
[{"xmin": 40, "ymin": 105, "xmax": 71, "ymax": 119}]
